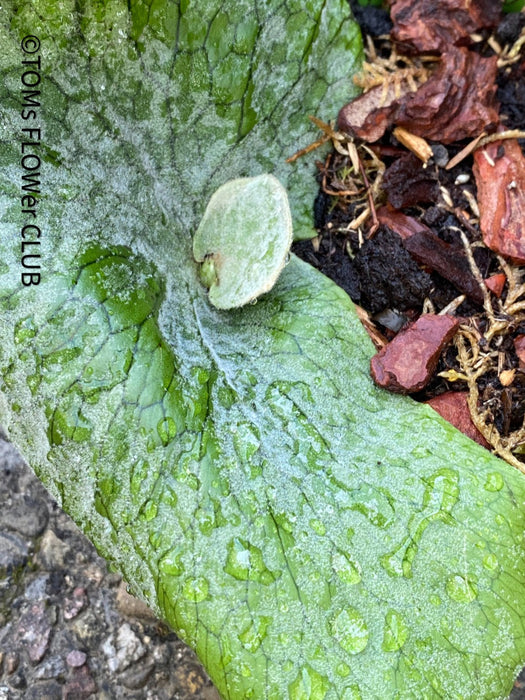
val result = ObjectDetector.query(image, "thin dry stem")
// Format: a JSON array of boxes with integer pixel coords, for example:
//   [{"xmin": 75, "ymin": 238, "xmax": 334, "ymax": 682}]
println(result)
[{"xmin": 455, "ymin": 333, "xmax": 525, "ymax": 473}]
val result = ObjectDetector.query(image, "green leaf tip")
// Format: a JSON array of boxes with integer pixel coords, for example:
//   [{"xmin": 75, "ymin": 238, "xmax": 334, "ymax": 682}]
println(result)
[{"xmin": 193, "ymin": 174, "xmax": 293, "ymax": 309}]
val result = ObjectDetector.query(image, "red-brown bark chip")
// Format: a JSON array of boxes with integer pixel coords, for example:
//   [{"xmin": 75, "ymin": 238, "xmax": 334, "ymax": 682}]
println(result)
[
  {"xmin": 337, "ymin": 82, "xmax": 410, "ymax": 143},
  {"xmin": 402, "ymin": 230, "xmax": 485, "ymax": 305},
  {"xmin": 376, "ymin": 206, "xmax": 432, "ymax": 240},
  {"xmin": 484, "ymin": 273, "xmax": 506, "ymax": 298},
  {"xmin": 425, "ymin": 392, "xmax": 491, "ymax": 449},
  {"xmin": 338, "ymin": 48, "xmax": 498, "ymax": 145},
  {"xmin": 389, "ymin": 0, "xmax": 501, "ymax": 53},
  {"xmin": 473, "ymin": 138, "xmax": 525, "ymax": 264},
  {"xmin": 395, "ymin": 49, "xmax": 499, "ymax": 143},
  {"xmin": 515, "ymin": 335, "xmax": 525, "ymax": 368},
  {"xmin": 370, "ymin": 314, "xmax": 460, "ymax": 393}
]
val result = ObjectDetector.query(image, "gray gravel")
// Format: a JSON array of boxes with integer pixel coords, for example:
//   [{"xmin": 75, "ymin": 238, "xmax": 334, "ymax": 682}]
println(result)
[{"xmin": 0, "ymin": 438, "xmax": 219, "ymax": 699}]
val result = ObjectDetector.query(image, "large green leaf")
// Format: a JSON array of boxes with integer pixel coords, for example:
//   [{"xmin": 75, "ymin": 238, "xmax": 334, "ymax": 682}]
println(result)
[{"xmin": 1, "ymin": 2, "xmax": 525, "ymax": 698}]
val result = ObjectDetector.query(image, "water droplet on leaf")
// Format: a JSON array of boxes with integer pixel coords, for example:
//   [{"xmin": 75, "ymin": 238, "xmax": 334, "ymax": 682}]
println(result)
[
  {"xmin": 330, "ymin": 606, "xmax": 369, "ymax": 655},
  {"xmin": 382, "ymin": 609, "xmax": 408, "ymax": 652},
  {"xmin": 483, "ymin": 553, "xmax": 499, "ymax": 572},
  {"xmin": 182, "ymin": 576, "xmax": 209, "ymax": 602},
  {"xmin": 288, "ymin": 664, "xmax": 329, "ymax": 700},
  {"xmin": 157, "ymin": 416, "xmax": 177, "ymax": 445},
  {"xmin": 446, "ymin": 574, "xmax": 478, "ymax": 603},
  {"xmin": 331, "ymin": 549, "xmax": 362, "ymax": 585},
  {"xmin": 484, "ymin": 472, "xmax": 504, "ymax": 492},
  {"xmin": 224, "ymin": 537, "xmax": 277, "ymax": 584}
]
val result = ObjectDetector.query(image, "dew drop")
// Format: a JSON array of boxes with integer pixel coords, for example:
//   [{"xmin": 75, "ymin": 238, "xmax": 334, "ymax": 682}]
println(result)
[
  {"xmin": 382, "ymin": 609, "xmax": 408, "ymax": 652},
  {"xmin": 159, "ymin": 549, "xmax": 184, "ymax": 576},
  {"xmin": 238, "ymin": 616, "xmax": 271, "ymax": 653},
  {"xmin": 429, "ymin": 594, "xmax": 441, "ymax": 606},
  {"xmin": 224, "ymin": 537, "xmax": 277, "ymax": 584},
  {"xmin": 195, "ymin": 507, "xmax": 215, "ymax": 535},
  {"xmin": 26, "ymin": 374, "xmax": 40, "ymax": 396},
  {"xmin": 331, "ymin": 549, "xmax": 362, "ymax": 585},
  {"xmin": 240, "ymin": 662, "xmax": 252, "ymax": 677},
  {"xmin": 14, "ymin": 317, "xmax": 36, "ymax": 344},
  {"xmin": 483, "ymin": 553, "xmax": 499, "ymax": 572},
  {"xmin": 310, "ymin": 519, "xmax": 326, "ymax": 536},
  {"xmin": 182, "ymin": 576, "xmax": 209, "ymax": 602},
  {"xmin": 380, "ymin": 551, "xmax": 403, "ymax": 578},
  {"xmin": 484, "ymin": 472, "xmax": 504, "ymax": 492},
  {"xmin": 232, "ymin": 421, "xmax": 260, "ymax": 461},
  {"xmin": 217, "ymin": 386, "xmax": 236, "ymax": 410},
  {"xmin": 288, "ymin": 664, "xmax": 329, "ymax": 699},
  {"xmin": 341, "ymin": 686, "xmax": 362, "ymax": 700},
  {"xmin": 157, "ymin": 416, "xmax": 177, "ymax": 445},
  {"xmin": 191, "ymin": 366, "xmax": 210, "ymax": 385},
  {"xmin": 330, "ymin": 607, "xmax": 369, "ymax": 655},
  {"xmin": 335, "ymin": 662, "xmax": 350, "ymax": 677},
  {"xmin": 143, "ymin": 500, "xmax": 158, "ymax": 521},
  {"xmin": 446, "ymin": 574, "xmax": 478, "ymax": 603}
]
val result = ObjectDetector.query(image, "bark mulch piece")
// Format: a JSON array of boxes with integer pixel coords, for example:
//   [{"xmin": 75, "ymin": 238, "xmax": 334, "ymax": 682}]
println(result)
[
  {"xmin": 425, "ymin": 391, "xmax": 491, "ymax": 449},
  {"xmin": 370, "ymin": 314, "xmax": 460, "ymax": 393}
]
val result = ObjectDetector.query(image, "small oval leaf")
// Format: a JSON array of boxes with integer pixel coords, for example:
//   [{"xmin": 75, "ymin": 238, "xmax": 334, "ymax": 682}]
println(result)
[{"xmin": 193, "ymin": 174, "xmax": 293, "ymax": 309}]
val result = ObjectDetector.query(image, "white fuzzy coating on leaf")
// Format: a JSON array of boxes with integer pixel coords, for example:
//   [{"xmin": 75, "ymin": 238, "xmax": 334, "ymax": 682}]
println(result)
[{"xmin": 193, "ymin": 174, "xmax": 293, "ymax": 309}]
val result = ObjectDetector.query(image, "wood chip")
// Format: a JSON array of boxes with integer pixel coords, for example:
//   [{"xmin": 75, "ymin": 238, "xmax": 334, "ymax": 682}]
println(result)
[
  {"xmin": 393, "ymin": 126, "xmax": 433, "ymax": 164},
  {"xmin": 370, "ymin": 314, "xmax": 460, "ymax": 393},
  {"xmin": 425, "ymin": 392, "xmax": 491, "ymax": 449},
  {"xmin": 473, "ymin": 138, "xmax": 525, "ymax": 264}
]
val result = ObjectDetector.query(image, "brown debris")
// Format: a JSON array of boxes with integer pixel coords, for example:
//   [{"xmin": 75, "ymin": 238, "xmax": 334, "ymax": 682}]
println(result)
[
  {"xmin": 297, "ymin": 4, "xmax": 525, "ymax": 469},
  {"xmin": 375, "ymin": 206, "xmax": 484, "ymax": 305},
  {"xmin": 515, "ymin": 335, "xmax": 525, "ymax": 368},
  {"xmin": 355, "ymin": 304, "xmax": 388, "ymax": 351},
  {"xmin": 382, "ymin": 152, "xmax": 440, "ymax": 208},
  {"xmin": 389, "ymin": 0, "xmax": 501, "ymax": 53},
  {"xmin": 499, "ymin": 369, "xmax": 516, "ymax": 387},
  {"xmin": 403, "ymin": 230, "xmax": 485, "ymax": 305},
  {"xmin": 473, "ymin": 137, "xmax": 525, "ymax": 264},
  {"xmin": 392, "ymin": 126, "xmax": 433, "ymax": 164},
  {"xmin": 370, "ymin": 314, "xmax": 460, "ymax": 393},
  {"xmin": 425, "ymin": 391, "xmax": 491, "ymax": 449}
]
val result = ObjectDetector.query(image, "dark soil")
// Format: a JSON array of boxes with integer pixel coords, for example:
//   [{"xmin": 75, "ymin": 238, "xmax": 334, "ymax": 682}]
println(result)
[
  {"xmin": 497, "ymin": 11, "xmax": 525, "ymax": 147},
  {"xmin": 351, "ymin": 225, "xmax": 432, "ymax": 314}
]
